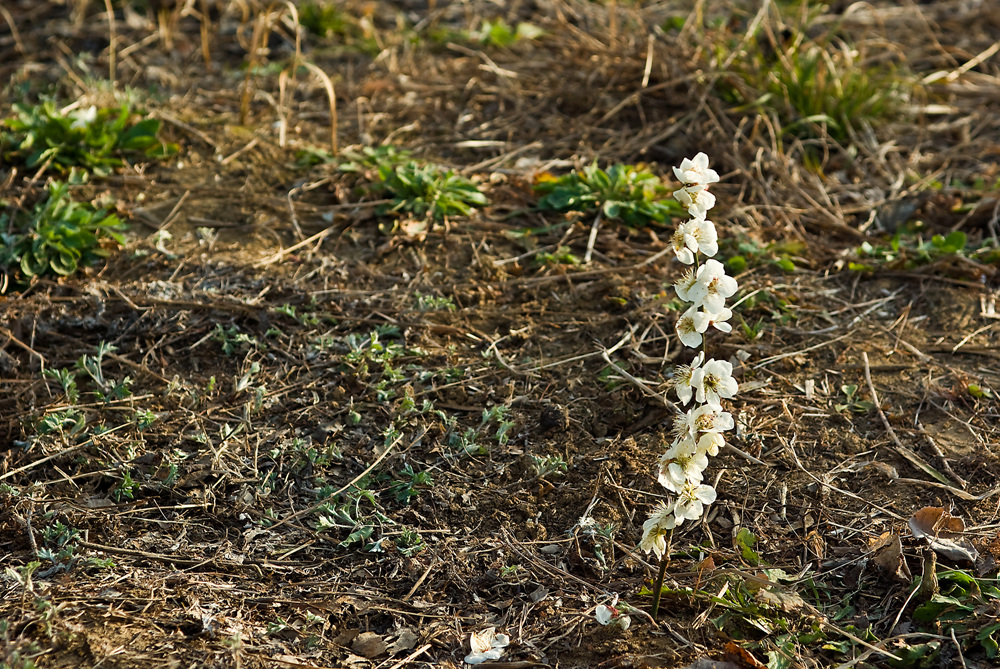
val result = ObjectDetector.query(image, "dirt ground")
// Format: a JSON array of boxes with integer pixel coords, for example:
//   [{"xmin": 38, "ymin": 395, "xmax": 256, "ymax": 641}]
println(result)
[{"xmin": 3, "ymin": 1, "xmax": 1000, "ymax": 667}]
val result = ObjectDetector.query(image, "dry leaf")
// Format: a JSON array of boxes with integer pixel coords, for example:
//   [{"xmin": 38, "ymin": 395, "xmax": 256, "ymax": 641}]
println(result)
[
  {"xmin": 723, "ymin": 641, "xmax": 767, "ymax": 669},
  {"xmin": 756, "ymin": 587, "xmax": 805, "ymax": 613},
  {"xmin": 909, "ymin": 506, "xmax": 965, "ymax": 539},
  {"xmin": 387, "ymin": 628, "xmax": 419, "ymax": 655},
  {"xmin": 352, "ymin": 632, "xmax": 387, "ymax": 658},
  {"xmin": 869, "ymin": 532, "xmax": 911, "ymax": 581},
  {"xmin": 908, "ymin": 507, "xmax": 979, "ymax": 563}
]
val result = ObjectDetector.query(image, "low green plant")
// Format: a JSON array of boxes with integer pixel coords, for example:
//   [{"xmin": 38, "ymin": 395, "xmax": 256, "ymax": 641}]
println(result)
[
  {"xmin": 585, "ymin": 520, "xmax": 617, "ymax": 567},
  {"xmin": 378, "ymin": 161, "xmax": 487, "ymax": 220},
  {"xmin": 968, "ymin": 383, "xmax": 994, "ymax": 400},
  {"xmin": 297, "ymin": 2, "xmax": 379, "ymax": 55},
  {"xmin": 415, "ymin": 292, "xmax": 456, "ymax": 312},
  {"xmin": 472, "ymin": 19, "xmax": 544, "ymax": 48},
  {"xmin": 112, "ymin": 470, "xmax": 140, "ymax": 501},
  {"xmin": 529, "ymin": 454, "xmax": 568, "ymax": 478},
  {"xmin": 314, "ymin": 146, "xmax": 486, "ymax": 222},
  {"xmin": 446, "ymin": 404, "xmax": 514, "ymax": 455},
  {"xmin": 42, "ymin": 368, "xmax": 79, "ymax": 404},
  {"xmin": 395, "ymin": 527, "xmax": 425, "ymax": 556},
  {"xmin": 534, "ymin": 162, "xmax": 684, "ymax": 227},
  {"xmin": 213, "ymin": 325, "xmax": 261, "ymax": 356},
  {"xmin": 722, "ymin": 236, "xmax": 803, "ymax": 274},
  {"xmin": 834, "ymin": 384, "xmax": 875, "ymax": 414},
  {"xmin": 0, "ymin": 181, "xmax": 126, "ymax": 280},
  {"xmin": 312, "ymin": 477, "xmax": 391, "ymax": 552},
  {"xmin": 299, "ymin": 1, "xmax": 352, "ymax": 38},
  {"xmin": 335, "ymin": 145, "xmax": 411, "ymax": 173},
  {"xmin": 389, "ymin": 463, "xmax": 433, "ymax": 503},
  {"xmin": 719, "ymin": 27, "xmax": 906, "ymax": 145},
  {"xmin": 37, "ymin": 408, "xmax": 86, "ymax": 438},
  {"xmin": 913, "ymin": 569, "xmax": 1000, "ymax": 659},
  {"xmin": 1, "ymin": 101, "xmax": 177, "ymax": 175},
  {"xmin": 76, "ymin": 341, "xmax": 132, "ymax": 403},
  {"xmin": 37, "ymin": 522, "xmax": 79, "ymax": 568},
  {"xmin": 341, "ymin": 329, "xmax": 412, "ymax": 401},
  {"xmin": 849, "ymin": 226, "xmax": 997, "ymax": 273},
  {"xmin": 0, "ymin": 617, "xmax": 42, "ymax": 669},
  {"xmin": 536, "ymin": 246, "xmax": 581, "ymax": 266}
]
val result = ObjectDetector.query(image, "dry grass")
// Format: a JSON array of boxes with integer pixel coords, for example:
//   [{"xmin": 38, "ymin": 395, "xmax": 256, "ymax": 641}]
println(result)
[{"xmin": 3, "ymin": 1, "xmax": 1000, "ymax": 667}]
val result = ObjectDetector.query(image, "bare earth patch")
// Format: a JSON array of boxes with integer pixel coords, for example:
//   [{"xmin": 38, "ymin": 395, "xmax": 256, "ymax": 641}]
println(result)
[{"xmin": 3, "ymin": 1, "xmax": 1000, "ymax": 668}]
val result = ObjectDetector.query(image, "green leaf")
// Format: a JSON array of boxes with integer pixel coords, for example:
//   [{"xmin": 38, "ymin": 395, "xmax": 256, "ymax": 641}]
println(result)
[
  {"xmin": 774, "ymin": 257, "xmax": 796, "ymax": 272},
  {"xmin": 978, "ymin": 622, "xmax": 1000, "ymax": 658},
  {"xmin": 944, "ymin": 230, "xmax": 967, "ymax": 251},
  {"xmin": 913, "ymin": 594, "xmax": 970, "ymax": 622},
  {"xmin": 735, "ymin": 527, "xmax": 761, "ymax": 565},
  {"xmin": 885, "ymin": 641, "xmax": 940, "ymax": 669},
  {"xmin": 726, "ymin": 255, "xmax": 747, "ymax": 273}
]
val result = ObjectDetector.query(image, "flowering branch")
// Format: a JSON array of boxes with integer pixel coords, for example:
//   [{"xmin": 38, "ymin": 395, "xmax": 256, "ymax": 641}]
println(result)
[{"xmin": 642, "ymin": 153, "xmax": 739, "ymax": 620}]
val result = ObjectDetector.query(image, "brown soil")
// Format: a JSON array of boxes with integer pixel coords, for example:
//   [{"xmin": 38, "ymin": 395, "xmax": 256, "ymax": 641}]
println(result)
[{"xmin": 3, "ymin": 1, "xmax": 1000, "ymax": 668}]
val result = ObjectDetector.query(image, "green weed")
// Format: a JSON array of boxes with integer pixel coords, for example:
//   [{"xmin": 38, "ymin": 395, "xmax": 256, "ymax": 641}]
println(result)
[
  {"xmin": 37, "ymin": 409, "xmax": 86, "ymax": 438},
  {"xmin": 389, "ymin": 463, "xmax": 433, "ymax": 503},
  {"xmin": 309, "ymin": 146, "xmax": 485, "ymax": 223},
  {"xmin": 534, "ymin": 162, "xmax": 684, "ymax": 227},
  {"xmin": 395, "ymin": 527, "xmax": 426, "ymax": 556},
  {"xmin": 213, "ymin": 325, "xmax": 261, "ymax": 356},
  {"xmin": 849, "ymin": 225, "xmax": 998, "ymax": 273},
  {"xmin": 76, "ymin": 341, "xmax": 133, "ymax": 403},
  {"xmin": 529, "ymin": 454, "xmax": 568, "ymax": 479},
  {"xmin": 535, "ymin": 246, "xmax": 581, "ymax": 266},
  {"xmin": 834, "ymin": 384, "xmax": 875, "ymax": 414},
  {"xmin": 719, "ymin": 23, "xmax": 906, "ymax": 145},
  {"xmin": 913, "ymin": 569, "xmax": 1000, "ymax": 659},
  {"xmin": 580, "ymin": 518, "xmax": 617, "ymax": 568},
  {"xmin": 334, "ymin": 145, "xmax": 411, "ymax": 173},
  {"xmin": 297, "ymin": 2, "xmax": 380, "ymax": 55},
  {"xmin": 472, "ymin": 19, "xmax": 544, "ymax": 48},
  {"xmin": 968, "ymin": 383, "xmax": 994, "ymax": 400},
  {"xmin": 0, "ymin": 181, "xmax": 126, "ymax": 280},
  {"xmin": 378, "ymin": 161, "xmax": 487, "ymax": 220},
  {"xmin": 446, "ymin": 404, "xmax": 514, "ymax": 455},
  {"xmin": 738, "ymin": 316, "xmax": 766, "ymax": 342},
  {"xmin": 1, "ymin": 101, "xmax": 177, "ymax": 176},
  {"xmin": 41, "ymin": 368, "xmax": 79, "ymax": 404},
  {"xmin": 722, "ymin": 236, "xmax": 803, "ymax": 274},
  {"xmin": 0, "ymin": 617, "xmax": 42, "ymax": 669},
  {"xmin": 415, "ymin": 292, "xmax": 456, "ymax": 312}
]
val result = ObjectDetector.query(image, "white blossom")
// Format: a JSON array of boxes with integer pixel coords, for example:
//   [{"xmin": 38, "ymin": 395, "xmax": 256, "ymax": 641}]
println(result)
[
  {"xmin": 673, "ymin": 185, "xmax": 717, "ymax": 219},
  {"xmin": 693, "ymin": 259, "xmax": 738, "ymax": 312},
  {"xmin": 595, "ymin": 597, "xmax": 631, "ymax": 630},
  {"xmin": 697, "ymin": 431, "xmax": 725, "ymax": 457},
  {"xmin": 663, "ymin": 434, "xmax": 698, "ymax": 461},
  {"xmin": 595, "ymin": 604, "xmax": 614, "ymax": 625},
  {"xmin": 645, "ymin": 152, "xmax": 739, "ymax": 543},
  {"xmin": 465, "ymin": 629, "xmax": 510, "ymax": 665},
  {"xmin": 670, "ymin": 218, "xmax": 718, "ymax": 266},
  {"xmin": 640, "ymin": 503, "xmax": 676, "ymax": 559},
  {"xmin": 674, "ymin": 482, "xmax": 717, "ymax": 522},
  {"xmin": 704, "ymin": 306, "xmax": 734, "ymax": 334},
  {"xmin": 675, "ymin": 305, "xmax": 710, "ymax": 348},
  {"xmin": 658, "ymin": 449, "xmax": 708, "ymax": 493},
  {"xmin": 673, "ymin": 352, "xmax": 704, "ymax": 405},
  {"xmin": 692, "ymin": 404, "xmax": 735, "ymax": 434},
  {"xmin": 691, "ymin": 358, "xmax": 738, "ymax": 409},
  {"xmin": 673, "ymin": 152, "xmax": 720, "ymax": 186}
]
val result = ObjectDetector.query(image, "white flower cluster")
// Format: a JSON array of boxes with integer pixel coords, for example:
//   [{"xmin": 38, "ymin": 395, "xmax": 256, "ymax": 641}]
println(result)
[{"xmin": 641, "ymin": 153, "xmax": 738, "ymax": 561}]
